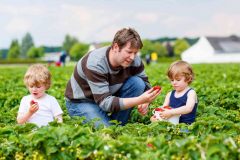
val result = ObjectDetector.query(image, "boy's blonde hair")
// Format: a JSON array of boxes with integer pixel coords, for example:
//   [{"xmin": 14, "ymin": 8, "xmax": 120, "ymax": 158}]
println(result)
[
  {"xmin": 24, "ymin": 64, "xmax": 51, "ymax": 90},
  {"xmin": 167, "ymin": 60, "xmax": 194, "ymax": 84}
]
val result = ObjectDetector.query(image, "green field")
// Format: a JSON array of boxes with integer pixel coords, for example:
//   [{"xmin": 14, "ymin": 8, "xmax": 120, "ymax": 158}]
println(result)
[{"xmin": 0, "ymin": 63, "xmax": 239, "ymax": 160}]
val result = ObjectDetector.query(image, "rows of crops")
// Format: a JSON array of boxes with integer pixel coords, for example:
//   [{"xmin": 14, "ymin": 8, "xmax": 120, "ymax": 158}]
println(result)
[{"xmin": 0, "ymin": 63, "xmax": 239, "ymax": 159}]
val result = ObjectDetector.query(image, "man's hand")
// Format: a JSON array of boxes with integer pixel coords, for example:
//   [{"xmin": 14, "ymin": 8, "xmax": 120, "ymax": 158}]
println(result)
[
  {"xmin": 137, "ymin": 103, "xmax": 149, "ymax": 115},
  {"xmin": 139, "ymin": 88, "xmax": 161, "ymax": 104},
  {"xmin": 122, "ymin": 87, "xmax": 161, "ymax": 110}
]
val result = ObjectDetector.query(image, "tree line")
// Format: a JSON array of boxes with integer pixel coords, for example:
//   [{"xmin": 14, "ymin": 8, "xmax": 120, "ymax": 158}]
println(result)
[{"xmin": 0, "ymin": 33, "xmax": 196, "ymax": 61}]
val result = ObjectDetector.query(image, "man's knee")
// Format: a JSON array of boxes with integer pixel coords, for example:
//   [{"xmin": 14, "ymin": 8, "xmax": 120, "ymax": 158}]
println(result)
[
  {"xmin": 66, "ymin": 101, "xmax": 111, "ymax": 127},
  {"xmin": 127, "ymin": 76, "xmax": 146, "ymax": 92},
  {"xmin": 118, "ymin": 76, "xmax": 146, "ymax": 97},
  {"xmin": 66, "ymin": 100, "xmax": 80, "ymax": 116}
]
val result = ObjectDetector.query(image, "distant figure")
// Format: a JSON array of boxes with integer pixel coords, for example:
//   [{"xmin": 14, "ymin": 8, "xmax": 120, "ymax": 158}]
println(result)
[
  {"xmin": 145, "ymin": 54, "xmax": 151, "ymax": 65},
  {"xmin": 166, "ymin": 42, "xmax": 174, "ymax": 57},
  {"xmin": 151, "ymin": 52, "xmax": 158, "ymax": 63},
  {"xmin": 60, "ymin": 51, "xmax": 67, "ymax": 66}
]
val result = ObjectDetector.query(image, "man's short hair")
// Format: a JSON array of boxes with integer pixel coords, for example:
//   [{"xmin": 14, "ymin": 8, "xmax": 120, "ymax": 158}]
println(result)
[{"xmin": 111, "ymin": 27, "xmax": 143, "ymax": 50}]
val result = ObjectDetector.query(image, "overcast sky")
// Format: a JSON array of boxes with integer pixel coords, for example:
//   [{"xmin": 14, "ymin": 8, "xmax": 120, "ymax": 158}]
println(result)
[{"xmin": 0, "ymin": 0, "xmax": 239, "ymax": 48}]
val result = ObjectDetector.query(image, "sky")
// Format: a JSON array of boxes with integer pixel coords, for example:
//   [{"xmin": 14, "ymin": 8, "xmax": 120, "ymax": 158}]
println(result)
[{"xmin": 0, "ymin": 0, "xmax": 240, "ymax": 49}]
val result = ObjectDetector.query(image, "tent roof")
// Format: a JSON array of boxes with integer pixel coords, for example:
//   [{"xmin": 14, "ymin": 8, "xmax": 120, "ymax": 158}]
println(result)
[{"xmin": 206, "ymin": 35, "xmax": 240, "ymax": 53}]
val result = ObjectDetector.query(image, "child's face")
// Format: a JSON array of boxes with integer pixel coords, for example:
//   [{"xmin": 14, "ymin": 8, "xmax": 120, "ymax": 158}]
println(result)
[
  {"xmin": 170, "ymin": 76, "xmax": 189, "ymax": 92},
  {"xmin": 28, "ymin": 84, "xmax": 46, "ymax": 99}
]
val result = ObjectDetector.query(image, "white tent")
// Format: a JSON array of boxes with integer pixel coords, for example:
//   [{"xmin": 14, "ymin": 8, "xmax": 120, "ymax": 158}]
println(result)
[{"xmin": 181, "ymin": 36, "xmax": 240, "ymax": 63}]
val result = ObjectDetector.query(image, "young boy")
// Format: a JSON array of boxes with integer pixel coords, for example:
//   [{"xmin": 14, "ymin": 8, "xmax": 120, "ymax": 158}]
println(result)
[
  {"xmin": 17, "ymin": 64, "xmax": 63, "ymax": 127},
  {"xmin": 151, "ymin": 60, "xmax": 198, "ymax": 124}
]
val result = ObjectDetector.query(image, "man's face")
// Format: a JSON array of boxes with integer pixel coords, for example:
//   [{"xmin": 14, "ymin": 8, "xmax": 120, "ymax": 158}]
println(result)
[{"xmin": 113, "ymin": 42, "xmax": 139, "ymax": 68}]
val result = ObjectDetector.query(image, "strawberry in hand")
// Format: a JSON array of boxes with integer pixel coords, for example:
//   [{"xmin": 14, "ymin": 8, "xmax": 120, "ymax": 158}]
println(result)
[
  {"xmin": 30, "ymin": 100, "xmax": 38, "ymax": 105},
  {"xmin": 154, "ymin": 107, "xmax": 164, "ymax": 112},
  {"xmin": 153, "ymin": 86, "xmax": 161, "ymax": 91},
  {"xmin": 163, "ymin": 106, "xmax": 172, "ymax": 110},
  {"xmin": 29, "ymin": 100, "xmax": 39, "ymax": 114}
]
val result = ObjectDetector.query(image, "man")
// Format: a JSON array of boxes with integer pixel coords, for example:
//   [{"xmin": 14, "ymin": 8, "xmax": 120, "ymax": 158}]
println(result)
[{"xmin": 65, "ymin": 28, "xmax": 161, "ymax": 127}]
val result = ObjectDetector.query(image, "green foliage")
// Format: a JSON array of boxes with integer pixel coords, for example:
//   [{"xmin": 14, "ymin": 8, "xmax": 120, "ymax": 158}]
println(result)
[
  {"xmin": 0, "ymin": 63, "xmax": 240, "ymax": 159},
  {"xmin": 62, "ymin": 34, "xmax": 78, "ymax": 53},
  {"xmin": 100, "ymin": 41, "xmax": 111, "ymax": 47},
  {"xmin": 153, "ymin": 42, "xmax": 168, "ymax": 57},
  {"xmin": 43, "ymin": 46, "xmax": 62, "ymax": 53},
  {"xmin": 173, "ymin": 39, "xmax": 190, "ymax": 56},
  {"xmin": 20, "ymin": 32, "xmax": 34, "ymax": 58},
  {"xmin": 7, "ymin": 39, "xmax": 20, "ymax": 59},
  {"xmin": 153, "ymin": 37, "xmax": 199, "ymax": 46},
  {"xmin": 27, "ymin": 46, "xmax": 44, "ymax": 58},
  {"xmin": 141, "ymin": 39, "xmax": 155, "ymax": 58},
  {"xmin": 0, "ymin": 49, "xmax": 8, "ymax": 59},
  {"xmin": 141, "ymin": 40, "xmax": 167, "ymax": 58},
  {"xmin": 69, "ymin": 43, "xmax": 89, "ymax": 61},
  {"xmin": 0, "ymin": 59, "xmax": 46, "ymax": 64},
  {"xmin": 0, "ymin": 50, "xmax": 3, "ymax": 59}
]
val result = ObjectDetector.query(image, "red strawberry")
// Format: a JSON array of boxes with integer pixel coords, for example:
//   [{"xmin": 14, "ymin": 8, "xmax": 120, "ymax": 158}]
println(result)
[
  {"xmin": 153, "ymin": 86, "xmax": 161, "ymax": 90},
  {"xmin": 30, "ymin": 100, "xmax": 37, "ymax": 105},
  {"xmin": 155, "ymin": 108, "xmax": 164, "ymax": 112},
  {"xmin": 163, "ymin": 106, "xmax": 172, "ymax": 110},
  {"xmin": 147, "ymin": 143, "xmax": 154, "ymax": 148}
]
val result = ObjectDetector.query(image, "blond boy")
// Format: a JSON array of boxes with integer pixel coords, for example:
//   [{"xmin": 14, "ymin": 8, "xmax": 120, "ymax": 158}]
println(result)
[{"xmin": 17, "ymin": 64, "xmax": 63, "ymax": 127}]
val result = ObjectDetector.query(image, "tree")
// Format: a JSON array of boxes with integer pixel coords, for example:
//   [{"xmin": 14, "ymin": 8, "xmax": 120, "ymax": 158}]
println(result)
[
  {"xmin": 153, "ymin": 42, "xmax": 167, "ymax": 57},
  {"xmin": 173, "ymin": 39, "xmax": 190, "ymax": 56},
  {"xmin": 7, "ymin": 40, "xmax": 20, "ymax": 59},
  {"xmin": 69, "ymin": 42, "xmax": 89, "ymax": 61},
  {"xmin": 21, "ymin": 32, "xmax": 34, "ymax": 58},
  {"xmin": 141, "ymin": 40, "xmax": 167, "ymax": 58},
  {"xmin": 62, "ymin": 34, "xmax": 78, "ymax": 53},
  {"xmin": 27, "ymin": 46, "xmax": 44, "ymax": 58},
  {"xmin": 140, "ymin": 39, "xmax": 155, "ymax": 58},
  {"xmin": 0, "ymin": 50, "xmax": 3, "ymax": 59}
]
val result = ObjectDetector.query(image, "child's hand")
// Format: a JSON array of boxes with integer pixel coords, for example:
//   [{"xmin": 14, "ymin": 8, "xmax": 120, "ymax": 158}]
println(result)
[
  {"xmin": 137, "ymin": 103, "xmax": 149, "ymax": 115},
  {"xmin": 29, "ymin": 100, "xmax": 39, "ymax": 114},
  {"xmin": 150, "ymin": 115, "xmax": 159, "ymax": 122},
  {"xmin": 160, "ymin": 110, "xmax": 173, "ymax": 119},
  {"xmin": 55, "ymin": 114, "xmax": 63, "ymax": 123}
]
